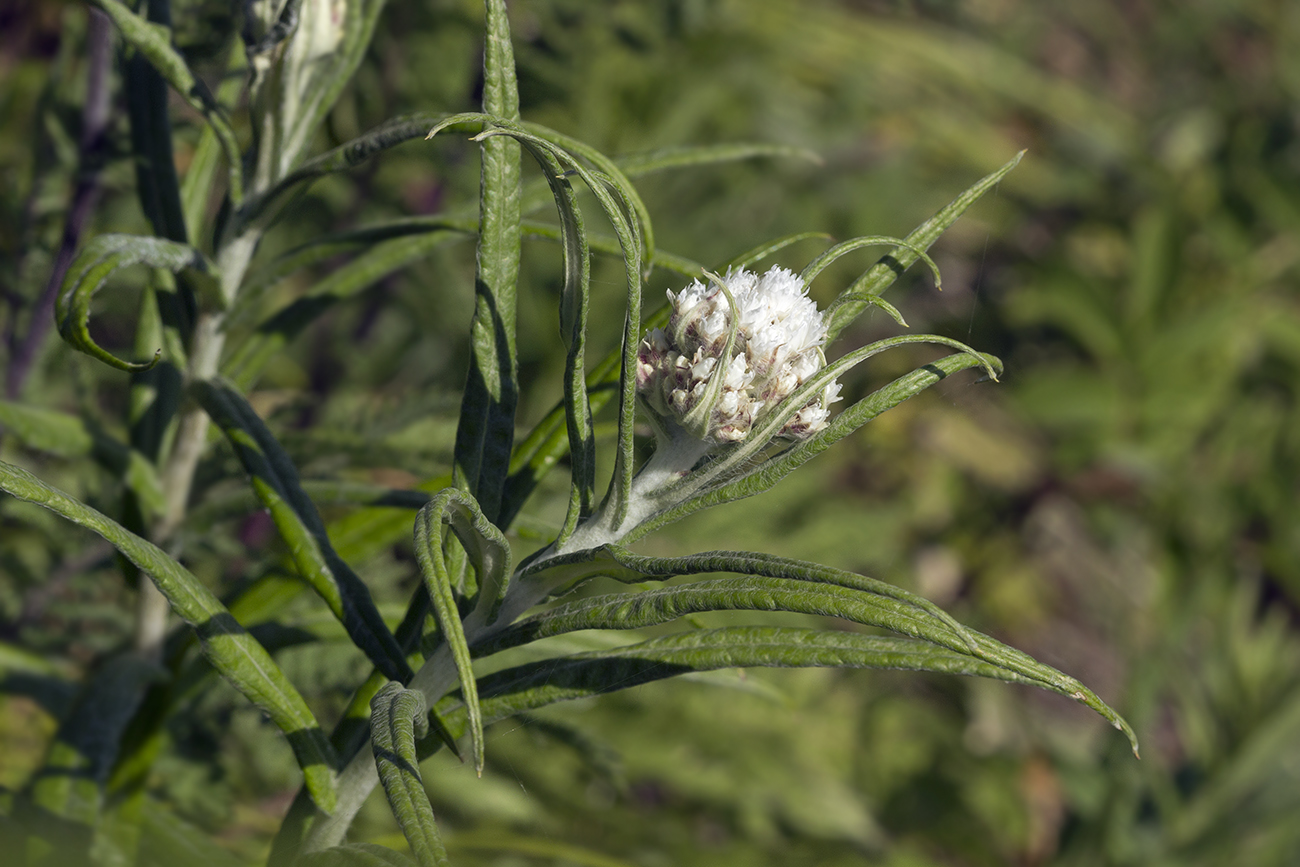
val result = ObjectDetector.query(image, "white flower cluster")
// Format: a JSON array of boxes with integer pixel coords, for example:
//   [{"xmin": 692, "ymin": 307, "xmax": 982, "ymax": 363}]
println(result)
[{"xmin": 636, "ymin": 266, "xmax": 842, "ymax": 444}]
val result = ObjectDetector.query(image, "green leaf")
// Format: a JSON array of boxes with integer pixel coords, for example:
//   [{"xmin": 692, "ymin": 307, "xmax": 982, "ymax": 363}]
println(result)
[
  {"xmin": 824, "ymin": 151, "xmax": 1024, "ymax": 342},
  {"xmin": 0, "ymin": 459, "xmax": 341, "ymax": 811},
  {"xmin": 369, "ymin": 683, "xmax": 452, "ymax": 867},
  {"xmin": 516, "ymin": 545, "xmax": 976, "ymax": 652},
  {"xmin": 445, "ymin": 0, "xmax": 523, "ymax": 524},
  {"xmin": 463, "ymin": 117, "xmax": 647, "ymax": 529},
  {"xmin": 801, "ymin": 235, "xmax": 943, "ymax": 291},
  {"xmin": 414, "ymin": 489, "xmax": 515, "ymax": 774},
  {"xmin": 55, "ymin": 234, "xmax": 218, "ymax": 372},
  {"xmin": 440, "ymin": 627, "xmax": 1135, "ymax": 756},
  {"xmin": 90, "ymin": 0, "xmax": 243, "ymax": 204},
  {"xmin": 123, "ymin": 0, "xmax": 186, "ymax": 245},
  {"xmin": 193, "ymin": 379, "xmax": 412, "ymax": 683}
]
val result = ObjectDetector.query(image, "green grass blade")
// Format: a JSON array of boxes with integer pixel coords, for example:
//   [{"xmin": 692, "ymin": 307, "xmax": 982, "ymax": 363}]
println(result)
[
  {"xmin": 55, "ymin": 234, "xmax": 217, "ymax": 372},
  {"xmin": 369, "ymin": 683, "xmax": 452, "ymax": 867},
  {"xmin": 194, "ymin": 380, "xmax": 412, "ymax": 683},
  {"xmin": 0, "ymin": 460, "xmax": 340, "ymax": 810},
  {"xmin": 824, "ymin": 151, "xmax": 1024, "ymax": 342},
  {"xmin": 90, "ymin": 0, "xmax": 243, "ymax": 204}
]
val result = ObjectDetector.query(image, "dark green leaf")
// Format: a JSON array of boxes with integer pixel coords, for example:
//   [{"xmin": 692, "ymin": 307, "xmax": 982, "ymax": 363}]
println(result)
[
  {"xmin": 193, "ymin": 379, "xmax": 412, "ymax": 682},
  {"xmin": 55, "ymin": 234, "xmax": 217, "ymax": 371}
]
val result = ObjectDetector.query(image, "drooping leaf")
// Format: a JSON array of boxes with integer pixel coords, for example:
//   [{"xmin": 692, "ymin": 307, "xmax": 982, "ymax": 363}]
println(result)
[
  {"xmin": 239, "ymin": 113, "xmax": 477, "ymax": 228},
  {"xmin": 193, "ymin": 379, "xmax": 412, "ymax": 682},
  {"xmin": 412, "ymin": 488, "xmax": 514, "ymax": 774},
  {"xmin": 369, "ymin": 683, "xmax": 452, "ymax": 867},
  {"xmin": 0, "ymin": 460, "xmax": 340, "ymax": 811},
  {"xmin": 435, "ymin": 627, "xmax": 1136, "ymax": 755},
  {"xmin": 55, "ymin": 234, "xmax": 218, "ymax": 371}
]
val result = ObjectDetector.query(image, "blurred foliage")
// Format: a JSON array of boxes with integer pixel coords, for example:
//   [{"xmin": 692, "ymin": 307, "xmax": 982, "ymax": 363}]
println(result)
[{"xmin": 3, "ymin": 0, "xmax": 1300, "ymax": 865}]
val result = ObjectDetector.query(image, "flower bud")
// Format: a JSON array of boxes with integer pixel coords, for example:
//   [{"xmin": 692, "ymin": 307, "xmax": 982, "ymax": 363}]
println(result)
[{"xmin": 637, "ymin": 266, "xmax": 841, "ymax": 444}]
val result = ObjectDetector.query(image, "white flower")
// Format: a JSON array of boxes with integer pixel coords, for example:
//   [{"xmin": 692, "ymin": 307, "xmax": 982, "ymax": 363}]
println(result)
[{"xmin": 637, "ymin": 266, "xmax": 842, "ymax": 444}]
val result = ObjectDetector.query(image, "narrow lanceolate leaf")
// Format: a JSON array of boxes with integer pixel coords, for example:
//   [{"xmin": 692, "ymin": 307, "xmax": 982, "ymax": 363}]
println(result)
[
  {"xmin": 450, "ymin": 123, "xmax": 607, "ymax": 544},
  {"xmin": 522, "ymin": 121, "xmax": 654, "ymax": 276},
  {"xmin": 55, "ymin": 234, "xmax": 218, "ymax": 371},
  {"xmin": 460, "ymin": 116, "xmax": 646, "ymax": 529},
  {"xmin": 493, "ymin": 568, "xmax": 1130, "ymax": 730},
  {"xmin": 89, "ymin": 0, "xmax": 243, "ymax": 204},
  {"xmin": 501, "ymin": 304, "xmax": 675, "ymax": 527},
  {"xmin": 447, "ymin": 0, "xmax": 522, "ymax": 523},
  {"xmin": 436, "ymin": 627, "xmax": 1136, "ymax": 757},
  {"xmin": 517, "ymin": 545, "xmax": 976, "ymax": 651},
  {"xmin": 414, "ymin": 490, "xmax": 511, "ymax": 774},
  {"xmin": 193, "ymin": 380, "xmax": 411, "ymax": 683},
  {"xmin": 0, "ymin": 460, "xmax": 340, "ymax": 810},
  {"xmin": 628, "ymin": 350, "xmax": 1000, "ymax": 545},
  {"xmin": 370, "ymin": 684, "xmax": 452, "ymax": 867},
  {"xmin": 526, "ymin": 146, "xmax": 595, "ymax": 543},
  {"xmin": 824, "ymin": 151, "xmax": 1025, "ymax": 342}
]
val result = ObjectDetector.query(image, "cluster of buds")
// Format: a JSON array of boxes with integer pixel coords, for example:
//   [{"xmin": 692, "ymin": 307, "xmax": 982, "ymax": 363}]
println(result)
[{"xmin": 636, "ymin": 266, "xmax": 842, "ymax": 445}]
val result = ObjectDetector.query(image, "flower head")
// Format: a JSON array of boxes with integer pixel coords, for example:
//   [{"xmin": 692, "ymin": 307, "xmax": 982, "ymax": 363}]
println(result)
[{"xmin": 637, "ymin": 266, "xmax": 842, "ymax": 444}]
